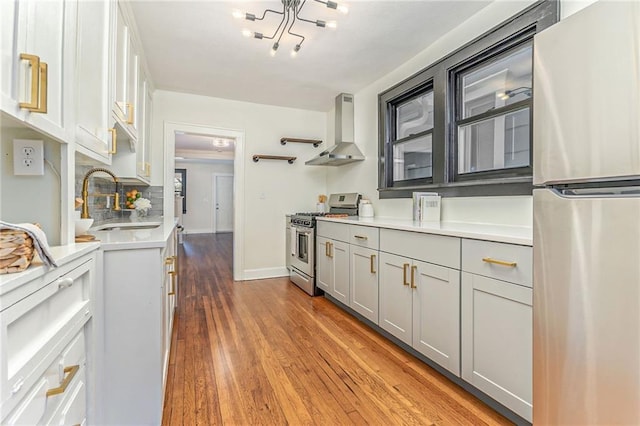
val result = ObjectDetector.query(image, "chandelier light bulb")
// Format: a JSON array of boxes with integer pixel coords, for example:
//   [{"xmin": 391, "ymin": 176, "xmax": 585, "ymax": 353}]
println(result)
[
  {"xmin": 327, "ymin": 21, "xmax": 337, "ymax": 29},
  {"xmin": 232, "ymin": 10, "xmax": 244, "ymax": 19},
  {"xmin": 242, "ymin": 29, "xmax": 252, "ymax": 38},
  {"xmin": 337, "ymin": 4, "xmax": 349, "ymax": 14},
  {"xmin": 270, "ymin": 42, "xmax": 279, "ymax": 57},
  {"xmin": 291, "ymin": 44, "xmax": 301, "ymax": 57}
]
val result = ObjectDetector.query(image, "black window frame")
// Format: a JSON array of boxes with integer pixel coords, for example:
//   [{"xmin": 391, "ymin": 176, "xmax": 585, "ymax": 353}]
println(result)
[
  {"xmin": 450, "ymin": 33, "xmax": 535, "ymax": 183},
  {"xmin": 385, "ymin": 80, "xmax": 435, "ymax": 188},
  {"xmin": 378, "ymin": 0, "xmax": 558, "ymax": 199}
]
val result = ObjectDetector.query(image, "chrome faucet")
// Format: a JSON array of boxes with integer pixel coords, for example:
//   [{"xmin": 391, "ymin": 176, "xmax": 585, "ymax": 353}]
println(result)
[{"xmin": 81, "ymin": 168, "xmax": 121, "ymax": 219}]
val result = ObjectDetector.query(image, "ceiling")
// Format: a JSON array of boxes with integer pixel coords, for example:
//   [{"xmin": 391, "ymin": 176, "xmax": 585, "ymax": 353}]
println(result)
[
  {"xmin": 130, "ymin": 0, "xmax": 493, "ymax": 112},
  {"xmin": 175, "ymin": 132, "xmax": 235, "ymax": 160}
]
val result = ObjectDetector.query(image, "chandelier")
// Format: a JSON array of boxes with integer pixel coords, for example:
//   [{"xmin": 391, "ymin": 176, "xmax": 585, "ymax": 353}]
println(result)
[{"xmin": 233, "ymin": 0, "xmax": 348, "ymax": 57}]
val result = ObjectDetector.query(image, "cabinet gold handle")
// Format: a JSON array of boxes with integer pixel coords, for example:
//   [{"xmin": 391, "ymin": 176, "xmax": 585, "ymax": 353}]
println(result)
[
  {"xmin": 19, "ymin": 53, "xmax": 40, "ymax": 110},
  {"xmin": 145, "ymin": 162, "xmax": 151, "ymax": 176},
  {"xmin": 403, "ymin": 263, "xmax": 410, "ymax": 286},
  {"xmin": 46, "ymin": 365, "xmax": 79, "ymax": 397},
  {"xmin": 168, "ymin": 270, "xmax": 176, "ymax": 295},
  {"xmin": 325, "ymin": 241, "xmax": 330, "ymax": 257},
  {"xmin": 354, "ymin": 235, "xmax": 368, "ymax": 240},
  {"xmin": 482, "ymin": 257, "xmax": 517, "ymax": 267},
  {"xmin": 31, "ymin": 62, "xmax": 47, "ymax": 113},
  {"xmin": 410, "ymin": 265, "xmax": 417, "ymax": 289},
  {"xmin": 165, "ymin": 257, "xmax": 174, "ymax": 265},
  {"xmin": 126, "ymin": 103, "xmax": 134, "ymax": 124},
  {"xmin": 329, "ymin": 242, "xmax": 333, "ymax": 258},
  {"xmin": 370, "ymin": 254, "xmax": 376, "ymax": 274},
  {"xmin": 108, "ymin": 128, "xmax": 117, "ymax": 154},
  {"xmin": 172, "ymin": 255, "xmax": 178, "ymax": 275}
]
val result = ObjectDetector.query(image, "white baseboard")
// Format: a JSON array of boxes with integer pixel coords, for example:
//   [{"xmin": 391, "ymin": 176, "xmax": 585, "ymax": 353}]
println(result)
[
  {"xmin": 242, "ymin": 267, "xmax": 289, "ymax": 281},
  {"xmin": 184, "ymin": 228, "xmax": 213, "ymax": 234}
]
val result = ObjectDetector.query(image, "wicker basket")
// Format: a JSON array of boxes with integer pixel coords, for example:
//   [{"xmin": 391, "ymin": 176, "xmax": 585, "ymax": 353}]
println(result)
[{"xmin": 0, "ymin": 228, "xmax": 35, "ymax": 274}]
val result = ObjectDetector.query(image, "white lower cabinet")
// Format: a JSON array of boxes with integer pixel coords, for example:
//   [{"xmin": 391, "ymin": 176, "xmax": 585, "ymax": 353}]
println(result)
[
  {"xmin": 0, "ymin": 251, "xmax": 96, "ymax": 425},
  {"xmin": 349, "ymin": 245, "xmax": 379, "ymax": 324},
  {"xmin": 461, "ymin": 272, "xmax": 532, "ymax": 422},
  {"xmin": 316, "ymin": 223, "xmax": 350, "ymax": 304},
  {"xmin": 379, "ymin": 252, "xmax": 460, "ymax": 376},
  {"xmin": 97, "ymin": 227, "xmax": 178, "ymax": 425},
  {"xmin": 316, "ymin": 236, "xmax": 332, "ymax": 294}
]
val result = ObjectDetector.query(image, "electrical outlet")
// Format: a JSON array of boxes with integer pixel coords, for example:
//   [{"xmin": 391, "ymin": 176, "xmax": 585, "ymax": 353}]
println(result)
[{"xmin": 13, "ymin": 139, "xmax": 44, "ymax": 175}]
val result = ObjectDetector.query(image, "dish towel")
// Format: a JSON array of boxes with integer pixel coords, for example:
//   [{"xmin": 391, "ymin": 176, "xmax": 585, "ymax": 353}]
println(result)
[{"xmin": 0, "ymin": 221, "xmax": 58, "ymax": 268}]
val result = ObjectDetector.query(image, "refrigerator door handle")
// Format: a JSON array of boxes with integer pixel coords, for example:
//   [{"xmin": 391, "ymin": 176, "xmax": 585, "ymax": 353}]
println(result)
[{"xmin": 551, "ymin": 186, "xmax": 640, "ymax": 199}]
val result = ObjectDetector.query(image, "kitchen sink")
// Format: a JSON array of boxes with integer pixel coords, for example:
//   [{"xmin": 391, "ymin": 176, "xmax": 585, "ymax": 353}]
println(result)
[{"xmin": 90, "ymin": 221, "xmax": 162, "ymax": 231}]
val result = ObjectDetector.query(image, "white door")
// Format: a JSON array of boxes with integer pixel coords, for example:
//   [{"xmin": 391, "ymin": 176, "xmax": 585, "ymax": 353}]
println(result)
[
  {"xmin": 378, "ymin": 252, "xmax": 412, "ymax": 345},
  {"xmin": 214, "ymin": 174, "xmax": 233, "ymax": 233},
  {"xmin": 349, "ymin": 245, "xmax": 378, "ymax": 324}
]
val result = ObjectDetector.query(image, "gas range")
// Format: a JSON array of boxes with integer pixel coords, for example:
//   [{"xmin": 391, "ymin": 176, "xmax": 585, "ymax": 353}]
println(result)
[
  {"xmin": 291, "ymin": 212, "xmax": 326, "ymax": 228},
  {"xmin": 288, "ymin": 193, "xmax": 361, "ymax": 297}
]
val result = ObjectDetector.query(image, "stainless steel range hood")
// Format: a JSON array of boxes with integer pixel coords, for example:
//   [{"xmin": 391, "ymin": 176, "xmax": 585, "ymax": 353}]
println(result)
[{"xmin": 306, "ymin": 93, "xmax": 364, "ymax": 166}]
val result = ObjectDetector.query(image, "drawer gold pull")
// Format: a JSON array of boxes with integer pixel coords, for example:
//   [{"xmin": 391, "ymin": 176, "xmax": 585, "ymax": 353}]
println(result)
[
  {"xmin": 57, "ymin": 277, "xmax": 74, "ymax": 289},
  {"xmin": 168, "ymin": 271, "xmax": 177, "ymax": 295},
  {"xmin": 354, "ymin": 235, "xmax": 368, "ymax": 240},
  {"xmin": 402, "ymin": 263, "xmax": 410, "ymax": 286},
  {"xmin": 32, "ymin": 61, "xmax": 48, "ymax": 113},
  {"xmin": 370, "ymin": 254, "xmax": 376, "ymax": 274},
  {"xmin": 126, "ymin": 103, "xmax": 134, "ymax": 124},
  {"xmin": 19, "ymin": 53, "xmax": 40, "ymax": 110},
  {"xmin": 172, "ymin": 255, "xmax": 179, "ymax": 275},
  {"xmin": 46, "ymin": 365, "xmax": 79, "ymax": 397},
  {"xmin": 108, "ymin": 128, "xmax": 117, "ymax": 154},
  {"xmin": 165, "ymin": 257, "xmax": 174, "ymax": 265},
  {"xmin": 410, "ymin": 265, "xmax": 417, "ymax": 289},
  {"xmin": 482, "ymin": 257, "xmax": 517, "ymax": 267}
]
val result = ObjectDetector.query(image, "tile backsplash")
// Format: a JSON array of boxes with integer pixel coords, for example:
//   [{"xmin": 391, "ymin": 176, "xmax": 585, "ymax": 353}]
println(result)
[{"xmin": 75, "ymin": 165, "xmax": 163, "ymax": 222}]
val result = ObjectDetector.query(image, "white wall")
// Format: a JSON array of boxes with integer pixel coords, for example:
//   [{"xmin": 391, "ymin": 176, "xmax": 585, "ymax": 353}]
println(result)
[
  {"xmin": 175, "ymin": 160, "xmax": 234, "ymax": 234},
  {"xmin": 153, "ymin": 90, "xmax": 327, "ymax": 279},
  {"xmin": 327, "ymin": 0, "xmax": 547, "ymax": 226},
  {"xmin": 0, "ymin": 125, "xmax": 62, "ymax": 244}
]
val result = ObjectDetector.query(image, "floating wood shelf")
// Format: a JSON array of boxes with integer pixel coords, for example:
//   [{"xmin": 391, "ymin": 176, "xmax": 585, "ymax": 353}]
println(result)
[
  {"xmin": 252, "ymin": 155, "xmax": 296, "ymax": 164},
  {"xmin": 280, "ymin": 137, "xmax": 322, "ymax": 147}
]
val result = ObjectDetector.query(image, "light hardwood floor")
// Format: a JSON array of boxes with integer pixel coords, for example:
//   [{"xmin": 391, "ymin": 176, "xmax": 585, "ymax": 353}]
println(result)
[{"xmin": 162, "ymin": 233, "xmax": 512, "ymax": 425}]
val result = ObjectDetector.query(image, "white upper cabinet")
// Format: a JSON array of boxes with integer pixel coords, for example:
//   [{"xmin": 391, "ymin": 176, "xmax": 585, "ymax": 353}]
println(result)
[
  {"xmin": 0, "ymin": 0, "xmax": 76, "ymax": 143},
  {"xmin": 74, "ymin": 0, "xmax": 113, "ymax": 163},
  {"xmin": 111, "ymin": 3, "xmax": 138, "ymax": 142}
]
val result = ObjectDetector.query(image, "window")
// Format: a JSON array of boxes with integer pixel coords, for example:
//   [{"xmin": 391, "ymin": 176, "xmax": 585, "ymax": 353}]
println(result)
[
  {"xmin": 378, "ymin": 0, "xmax": 557, "ymax": 198},
  {"xmin": 453, "ymin": 40, "xmax": 533, "ymax": 180},
  {"xmin": 390, "ymin": 86, "xmax": 434, "ymax": 185}
]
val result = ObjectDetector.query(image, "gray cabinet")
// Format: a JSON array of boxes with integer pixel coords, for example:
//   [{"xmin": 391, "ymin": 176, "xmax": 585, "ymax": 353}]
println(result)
[
  {"xmin": 331, "ymin": 240, "xmax": 350, "ymax": 305},
  {"xmin": 349, "ymin": 245, "xmax": 379, "ymax": 324},
  {"xmin": 379, "ymin": 252, "xmax": 460, "ymax": 376},
  {"xmin": 461, "ymin": 239, "xmax": 533, "ymax": 422},
  {"xmin": 315, "ymin": 236, "xmax": 332, "ymax": 294}
]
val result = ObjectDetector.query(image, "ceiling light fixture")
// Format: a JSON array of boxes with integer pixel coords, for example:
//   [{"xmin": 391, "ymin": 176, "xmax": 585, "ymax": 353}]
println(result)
[
  {"xmin": 212, "ymin": 139, "xmax": 230, "ymax": 148},
  {"xmin": 233, "ymin": 0, "xmax": 348, "ymax": 57},
  {"xmin": 496, "ymin": 87, "xmax": 532, "ymax": 100}
]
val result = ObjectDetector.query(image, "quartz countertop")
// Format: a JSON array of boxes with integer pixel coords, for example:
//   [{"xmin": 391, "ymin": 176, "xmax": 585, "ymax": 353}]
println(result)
[
  {"xmin": 0, "ymin": 241, "xmax": 101, "ymax": 297},
  {"xmin": 316, "ymin": 216, "xmax": 532, "ymax": 246},
  {"xmin": 88, "ymin": 216, "xmax": 178, "ymax": 251}
]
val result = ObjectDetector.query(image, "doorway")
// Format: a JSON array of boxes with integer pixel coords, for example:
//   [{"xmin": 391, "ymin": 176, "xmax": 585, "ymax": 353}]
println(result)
[
  {"xmin": 213, "ymin": 173, "xmax": 233, "ymax": 233},
  {"xmin": 164, "ymin": 122, "xmax": 245, "ymax": 281}
]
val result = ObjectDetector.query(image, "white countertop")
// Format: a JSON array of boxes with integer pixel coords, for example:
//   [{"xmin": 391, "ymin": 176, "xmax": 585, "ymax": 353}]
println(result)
[
  {"xmin": 88, "ymin": 216, "xmax": 178, "ymax": 250},
  {"xmin": 317, "ymin": 216, "xmax": 532, "ymax": 246},
  {"xmin": 0, "ymin": 241, "xmax": 100, "ymax": 296}
]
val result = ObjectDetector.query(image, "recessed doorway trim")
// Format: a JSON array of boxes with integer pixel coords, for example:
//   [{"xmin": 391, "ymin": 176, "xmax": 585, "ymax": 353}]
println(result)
[{"xmin": 164, "ymin": 121, "xmax": 245, "ymax": 281}]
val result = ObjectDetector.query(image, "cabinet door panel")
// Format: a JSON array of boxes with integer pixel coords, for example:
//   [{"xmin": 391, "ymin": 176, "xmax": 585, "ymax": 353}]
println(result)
[
  {"xmin": 379, "ymin": 252, "xmax": 412, "ymax": 345},
  {"xmin": 350, "ymin": 245, "xmax": 378, "ymax": 324},
  {"xmin": 0, "ymin": 0, "xmax": 22, "ymax": 118},
  {"xmin": 113, "ymin": 5, "xmax": 128, "ymax": 121},
  {"xmin": 316, "ymin": 237, "xmax": 332, "ymax": 293},
  {"xmin": 462, "ymin": 272, "xmax": 532, "ymax": 422},
  {"xmin": 22, "ymin": 0, "xmax": 72, "ymax": 140},
  {"xmin": 75, "ymin": 0, "xmax": 111, "ymax": 162},
  {"xmin": 331, "ymin": 240, "xmax": 349, "ymax": 305},
  {"xmin": 412, "ymin": 260, "xmax": 460, "ymax": 375}
]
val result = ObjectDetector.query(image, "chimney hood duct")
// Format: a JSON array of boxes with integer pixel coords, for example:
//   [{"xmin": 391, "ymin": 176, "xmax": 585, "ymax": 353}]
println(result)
[{"xmin": 306, "ymin": 93, "xmax": 365, "ymax": 166}]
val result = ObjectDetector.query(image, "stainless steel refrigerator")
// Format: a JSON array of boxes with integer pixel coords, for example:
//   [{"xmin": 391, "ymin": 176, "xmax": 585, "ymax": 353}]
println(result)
[{"xmin": 533, "ymin": 1, "xmax": 640, "ymax": 424}]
